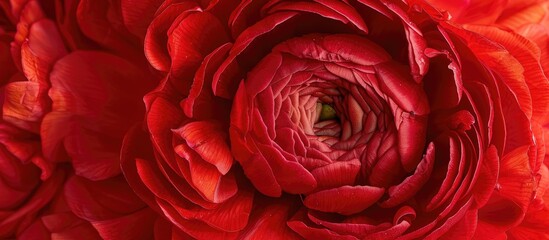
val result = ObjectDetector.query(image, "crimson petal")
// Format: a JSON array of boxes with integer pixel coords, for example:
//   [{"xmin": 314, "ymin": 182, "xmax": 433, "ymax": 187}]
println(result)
[{"xmin": 304, "ymin": 185, "xmax": 384, "ymax": 215}]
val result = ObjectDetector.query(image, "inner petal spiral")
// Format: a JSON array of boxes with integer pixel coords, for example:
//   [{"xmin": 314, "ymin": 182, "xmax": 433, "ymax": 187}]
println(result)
[{"xmin": 230, "ymin": 34, "xmax": 430, "ymax": 215}]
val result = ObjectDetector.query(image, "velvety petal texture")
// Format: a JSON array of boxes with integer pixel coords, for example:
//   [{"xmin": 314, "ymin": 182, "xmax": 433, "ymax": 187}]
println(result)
[
  {"xmin": 3, "ymin": 0, "xmax": 549, "ymax": 239},
  {"xmin": 118, "ymin": 0, "xmax": 549, "ymax": 238},
  {"xmin": 1, "ymin": 1, "xmax": 160, "ymax": 239}
]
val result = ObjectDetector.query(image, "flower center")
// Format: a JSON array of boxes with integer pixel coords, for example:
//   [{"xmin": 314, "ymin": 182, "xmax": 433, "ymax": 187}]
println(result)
[
  {"xmin": 230, "ymin": 33, "xmax": 429, "ymax": 198},
  {"xmin": 317, "ymin": 103, "xmax": 337, "ymax": 122}
]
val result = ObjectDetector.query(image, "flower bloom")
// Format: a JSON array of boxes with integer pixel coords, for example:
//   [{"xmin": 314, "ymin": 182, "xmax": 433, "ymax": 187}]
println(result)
[
  {"xmin": 121, "ymin": 0, "xmax": 549, "ymax": 239},
  {"xmin": 1, "ymin": 0, "xmax": 548, "ymax": 239}
]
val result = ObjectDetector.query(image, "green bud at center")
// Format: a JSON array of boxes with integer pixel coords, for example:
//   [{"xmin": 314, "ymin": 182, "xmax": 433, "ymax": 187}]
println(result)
[{"xmin": 319, "ymin": 104, "xmax": 337, "ymax": 121}]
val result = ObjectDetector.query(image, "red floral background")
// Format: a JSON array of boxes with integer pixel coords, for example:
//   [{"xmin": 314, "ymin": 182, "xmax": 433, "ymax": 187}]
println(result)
[{"xmin": 1, "ymin": 0, "xmax": 549, "ymax": 239}]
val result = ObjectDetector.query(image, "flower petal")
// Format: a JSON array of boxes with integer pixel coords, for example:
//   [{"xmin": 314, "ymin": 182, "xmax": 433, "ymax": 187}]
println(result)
[
  {"xmin": 379, "ymin": 143, "xmax": 435, "ymax": 208},
  {"xmin": 310, "ymin": 160, "xmax": 361, "ymax": 191},
  {"xmin": 174, "ymin": 121, "xmax": 233, "ymax": 175},
  {"xmin": 44, "ymin": 51, "xmax": 153, "ymax": 180},
  {"xmin": 304, "ymin": 185, "xmax": 384, "ymax": 215}
]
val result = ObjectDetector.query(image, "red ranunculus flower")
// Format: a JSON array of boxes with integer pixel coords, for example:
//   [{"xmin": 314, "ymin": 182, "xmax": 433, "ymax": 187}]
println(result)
[{"xmin": 122, "ymin": 0, "xmax": 549, "ymax": 239}]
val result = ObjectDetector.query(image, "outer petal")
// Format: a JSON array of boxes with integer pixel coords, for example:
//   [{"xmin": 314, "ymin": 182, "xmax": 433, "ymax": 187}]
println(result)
[
  {"xmin": 64, "ymin": 176, "xmax": 156, "ymax": 239},
  {"xmin": 43, "ymin": 51, "xmax": 154, "ymax": 180},
  {"xmin": 465, "ymin": 25, "xmax": 549, "ymax": 123},
  {"xmin": 239, "ymin": 197, "xmax": 301, "ymax": 239}
]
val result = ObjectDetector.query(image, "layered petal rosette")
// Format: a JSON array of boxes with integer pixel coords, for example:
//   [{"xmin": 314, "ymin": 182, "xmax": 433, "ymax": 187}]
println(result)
[{"xmin": 122, "ymin": 0, "xmax": 549, "ymax": 239}]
